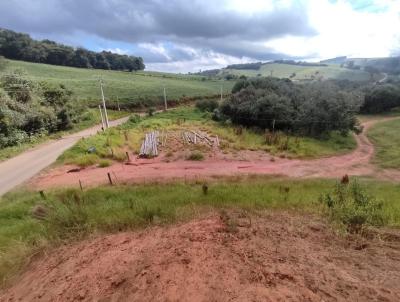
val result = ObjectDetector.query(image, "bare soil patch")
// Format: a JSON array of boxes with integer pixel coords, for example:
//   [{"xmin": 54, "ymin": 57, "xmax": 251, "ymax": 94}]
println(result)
[
  {"xmin": 29, "ymin": 117, "xmax": 400, "ymax": 190},
  {"xmin": 1, "ymin": 211, "xmax": 399, "ymax": 301}
]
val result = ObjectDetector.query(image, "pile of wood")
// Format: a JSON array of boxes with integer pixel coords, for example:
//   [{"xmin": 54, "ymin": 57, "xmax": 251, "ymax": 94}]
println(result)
[
  {"xmin": 139, "ymin": 131, "xmax": 159, "ymax": 157},
  {"xmin": 182, "ymin": 130, "xmax": 217, "ymax": 146}
]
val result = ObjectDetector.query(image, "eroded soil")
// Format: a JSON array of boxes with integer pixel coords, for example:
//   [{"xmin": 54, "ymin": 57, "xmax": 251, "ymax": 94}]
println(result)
[{"xmin": 1, "ymin": 211, "xmax": 400, "ymax": 301}]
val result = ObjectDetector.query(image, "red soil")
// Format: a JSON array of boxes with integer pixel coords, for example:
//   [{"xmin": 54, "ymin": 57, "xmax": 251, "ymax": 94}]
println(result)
[
  {"xmin": 30, "ymin": 117, "xmax": 400, "ymax": 190},
  {"xmin": 1, "ymin": 211, "xmax": 400, "ymax": 301}
]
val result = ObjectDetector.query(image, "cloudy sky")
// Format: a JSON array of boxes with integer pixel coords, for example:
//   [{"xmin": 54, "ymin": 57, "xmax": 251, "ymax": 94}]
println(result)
[{"xmin": 0, "ymin": 0, "xmax": 399, "ymax": 72}]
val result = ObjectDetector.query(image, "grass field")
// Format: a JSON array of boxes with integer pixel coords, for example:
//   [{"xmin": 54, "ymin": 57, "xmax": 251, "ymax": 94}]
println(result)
[
  {"xmin": 367, "ymin": 117, "xmax": 400, "ymax": 169},
  {"xmin": 58, "ymin": 107, "xmax": 356, "ymax": 167},
  {"xmin": 1, "ymin": 59, "xmax": 234, "ymax": 106},
  {"xmin": 0, "ymin": 109, "xmax": 128, "ymax": 162},
  {"xmin": 0, "ymin": 176, "xmax": 399, "ymax": 285},
  {"xmin": 221, "ymin": 63, "xmax": 372, "ymax": 81}
]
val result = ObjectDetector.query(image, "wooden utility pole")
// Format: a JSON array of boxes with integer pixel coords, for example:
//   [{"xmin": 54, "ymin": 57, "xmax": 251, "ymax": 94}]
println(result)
[
  {"xmin": 220, "ymin": 83, "xmax": 223, "ymax": 102},
  {"xmin": 100, "ymin": 80, "xmax": 110, "ymax": 128},
  {"xmin": 163, "ymin": 86, "xmax": 168, "ymax": 111},
  {"xmin": 117, "ymin": 96, "xmax": 120, "ymax": 111},
  {"xmin": 99, "ymin": 105, "xmax": 105, "ymax": 130}
]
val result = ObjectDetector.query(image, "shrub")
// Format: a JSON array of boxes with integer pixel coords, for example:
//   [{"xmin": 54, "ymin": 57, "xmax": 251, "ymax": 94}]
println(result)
[
  {"xmin": 320, "ymin": 180, "xmax": 385, "ymax": 233},
  {"xmin": 361, "ymin": 84, "xmax": 400, "ymax": 114},
  {"xmin": 98, "ymin": 159, "xmax": 111, "ymax": 168},
  {"xmin": 186, "ymin": 151, "xmax": 204, "ymax": 161},
  {"xmin": 195, "ymin": 99, "xmax": 218, "ymax": 112}
]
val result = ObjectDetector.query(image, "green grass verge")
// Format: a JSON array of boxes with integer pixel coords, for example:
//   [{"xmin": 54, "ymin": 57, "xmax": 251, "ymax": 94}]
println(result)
[
  {"xmin": 1, "ymin": 59, "xmax": 234, "ymax": 106},
  {"xmin": 0, "ymin": 109, "xmax": 129, "ymax": 162},
  {"xmin": 367, "ymin": 117, "xmax": 400, "ymax": 169},
  {"xmin": 0, "ymin": 176, "xmax": 400, "ymax": 286},
  {"xmin": 59, "ymin": 107, "xmax": 356, "ymax": 167}
]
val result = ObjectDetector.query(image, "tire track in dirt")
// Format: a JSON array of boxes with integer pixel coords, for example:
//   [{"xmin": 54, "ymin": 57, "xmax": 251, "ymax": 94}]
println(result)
[{"xmin": 30, "ymin": 116, "xmax": 400, "ymax": 190}]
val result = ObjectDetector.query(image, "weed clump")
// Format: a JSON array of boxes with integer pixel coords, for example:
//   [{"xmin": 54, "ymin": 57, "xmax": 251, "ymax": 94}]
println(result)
[
  {"xmin": 186, "ymin": 151, "xmax": 204, "ymax": 161},
  {"xmin": 320, "ymin": 179, "xmax": 386, "ymax": 233},
  {"xmin": 98, "ymin": 159, "xmax": 111, "ymax": 168}
]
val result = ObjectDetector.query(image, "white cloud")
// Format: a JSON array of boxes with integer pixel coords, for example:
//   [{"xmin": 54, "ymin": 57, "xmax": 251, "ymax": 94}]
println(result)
[
  {"xmin": 263, "ymin": 0, "xmax": 400, "ymax": 60},
  {"xmin": 146, "ymin": 51, "xmax": 254, "ymax": 73}
]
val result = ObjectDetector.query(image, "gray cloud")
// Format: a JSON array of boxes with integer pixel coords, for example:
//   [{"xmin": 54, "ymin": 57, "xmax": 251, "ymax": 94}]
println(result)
[{"xmin": 0, "ymin": 0, "xmax": 317, "ymax": 70}]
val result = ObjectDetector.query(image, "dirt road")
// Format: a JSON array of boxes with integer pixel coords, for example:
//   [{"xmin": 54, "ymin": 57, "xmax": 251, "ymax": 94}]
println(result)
[
  {"xmin": 0, "ymin": 117, "xmax": 129, "ymax": 196},
  {"xmin": 31, "ymin": 116, "xmax": 400, "ymax": 190}
]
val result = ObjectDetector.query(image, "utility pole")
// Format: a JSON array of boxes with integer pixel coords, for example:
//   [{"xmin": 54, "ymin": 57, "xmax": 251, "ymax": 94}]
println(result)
[
  {"xmin": 220, "ymin": 82, "xmax": 223, "ymax": 102},
  {"xmin": 117, "ymin": 96, "xmax": 120, "ymax": 111},
  {"xmin": 99, "ymin": 105, "xmax": 105, "ymax": 131},
  {"xmin": 100, "ymin": 79, "xmax": 110, "ymax": 128},
  {"xmin": 163, "ymin": 86, "xmax": 168, "ymax": 111}
]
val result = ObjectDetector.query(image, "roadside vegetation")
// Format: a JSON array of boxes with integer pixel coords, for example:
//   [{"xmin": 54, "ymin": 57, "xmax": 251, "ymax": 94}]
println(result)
[
  {"xmin": 367, "ymin": 117, "xmax": 400, "ymax": 169},
  {"xmin": 0, "ymin": 108, "xmax": 128, "ymax": 162},
  {"xmin": 0, "ymin": 176, "xmax": 399, "ymax": 286},
  {"xmin": 59, "ymin": 106, "xmax": 356, "ymax": 167}
]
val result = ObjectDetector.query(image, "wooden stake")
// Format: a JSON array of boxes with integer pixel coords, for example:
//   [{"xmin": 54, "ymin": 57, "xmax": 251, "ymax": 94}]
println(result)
[
  {"xmin": 107, "ymin": 172, "xmax": 113, "ymax": 185},
  {"xmin": 79, "ymin": 180, "xmax": 83, "ymax": 191}
]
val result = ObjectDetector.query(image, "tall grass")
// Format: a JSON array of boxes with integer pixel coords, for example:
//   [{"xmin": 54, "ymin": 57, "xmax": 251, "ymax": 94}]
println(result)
[
  {"xmin": 367, "ymin": 117, "xmax": 400, "ymax": 169},
  {"xmin": 1, "ymin": 176, "xmax": 400, "ymax": 285}
]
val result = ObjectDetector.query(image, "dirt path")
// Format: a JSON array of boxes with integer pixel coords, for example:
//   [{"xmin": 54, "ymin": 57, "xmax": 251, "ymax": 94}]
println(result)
[
  {"xmin": 31, "ymin": 116, "xmax": 400, "ymax": 190},
  {"xmin": 1, "ymin": 211, "xmax": 400, "ymax": 301},
  {"xmin": 0, "ymin": 117, "xmax": 129, "ymax": 196}
]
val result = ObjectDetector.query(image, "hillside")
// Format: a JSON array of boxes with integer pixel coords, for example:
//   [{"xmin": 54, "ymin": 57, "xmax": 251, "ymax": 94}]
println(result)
[
  {"xmin": 219, "ymin": 63, "xmax": 372, "ymax": 81},
  {"xmin": 0, "ymin": 59, "xmax": 234, "ymax": 108}
]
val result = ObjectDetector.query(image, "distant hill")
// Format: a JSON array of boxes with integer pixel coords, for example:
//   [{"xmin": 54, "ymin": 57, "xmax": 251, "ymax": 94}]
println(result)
[
  {"xmin": 197, "ymin": 61, "xmax": 372, "ymax": 82},
  {"xmin": 320, "ymin": 56, "xmax": 400, "ymax": 75},
  {"xmin": 0, "ymin": 59, "xmax": 234, "ymax": 108},
  {"xmin": 320, "ymin": 56, "xmax": 347, "ymax": 64}
]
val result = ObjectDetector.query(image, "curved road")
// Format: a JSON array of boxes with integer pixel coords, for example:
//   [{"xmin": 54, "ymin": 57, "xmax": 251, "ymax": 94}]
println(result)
[
  {"xmin": 30, "ymin": 116, "xmax": 400, "ymax": 190},
  {"xmin": 0, "ymin": 117, "xmax": 129, "ymax": 196}
]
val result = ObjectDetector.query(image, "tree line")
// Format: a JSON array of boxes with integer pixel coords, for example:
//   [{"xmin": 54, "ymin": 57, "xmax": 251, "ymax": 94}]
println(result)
[
  {"xmin": 0, "ymin": 28, "xmax": 145, "ymax": 71},
  {"xmin": 213, "ymin": 78, "xmax": 361, "ymax": 137}
]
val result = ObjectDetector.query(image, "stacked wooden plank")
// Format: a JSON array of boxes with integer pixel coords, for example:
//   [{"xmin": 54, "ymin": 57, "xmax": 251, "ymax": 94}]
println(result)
[
  {"xmin": 139, "ymin": 131, "xmax": 159, "ymax": 157},
  {"xmin": 181, "ymin": 131, "xmax": 214, "ymax": 146}
]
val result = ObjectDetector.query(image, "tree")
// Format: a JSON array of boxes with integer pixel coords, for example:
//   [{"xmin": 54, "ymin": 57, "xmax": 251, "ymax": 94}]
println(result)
[
  {"xmin": 217, "ymin": 78, "xmax": 359, "ymax": 137},
  {"xmin": 0, "ymin": 28, "xmax": 145, "ymax": 71}
]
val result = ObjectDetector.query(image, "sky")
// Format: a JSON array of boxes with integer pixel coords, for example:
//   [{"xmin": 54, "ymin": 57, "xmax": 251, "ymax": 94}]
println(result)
[{"xmin": 0, "ymin": 0, "xmax": 399, "ymax": 73}]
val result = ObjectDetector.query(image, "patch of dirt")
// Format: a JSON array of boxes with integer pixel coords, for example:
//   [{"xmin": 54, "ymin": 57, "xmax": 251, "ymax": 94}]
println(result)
[
  {"xmin": 29, "ymin": 117, "xmax": 400, "ymax": 190},
  {"xmin": 1, "ymin": 211, "xmax": 400, "ymax": 301}
]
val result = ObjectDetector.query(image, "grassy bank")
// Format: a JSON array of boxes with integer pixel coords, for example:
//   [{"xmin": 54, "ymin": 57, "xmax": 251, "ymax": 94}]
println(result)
[
  {"xmin": 59, "ymin": 107, "xmax": 356, "ymax": 167},
  {"xmin": 0, "ymin": 109, "xmax": 129, "ymax": 162},
  {"xmin": 0, "ymin": 176, "xmax": 400, "ymax": 285},
  {"xmin": 1, "ymin": 59, "xmax": 234, "ymax": 107},
  {"xmin": 367, "ymin": 117, "xmax": 400, "ymax": 169}
]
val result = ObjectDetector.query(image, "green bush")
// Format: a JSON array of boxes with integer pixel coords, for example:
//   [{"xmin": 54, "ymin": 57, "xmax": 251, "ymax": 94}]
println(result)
[
  {"xmin": 221, "ymin": 78, "xmax": 360, "ymax": 137},
  {"xmin": 186, "ymin": 151, "xmax": 204, "ymax": 161},
  {"xmin": 320, "ymin": 180, "xmax": 385, "ymax": 232},
  {"xmin": 195, "ymin": 99, "xmax": 219, "ymax": 112}
]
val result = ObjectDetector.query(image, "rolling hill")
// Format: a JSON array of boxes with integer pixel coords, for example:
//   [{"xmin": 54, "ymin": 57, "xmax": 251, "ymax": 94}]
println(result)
[
  {"xmin": 218, "ymin": 62, "xmax": 372, "ymax": 81},
  {"xmin": 0, "ymin": 59, "xmax": 234, "ymax": 108}
]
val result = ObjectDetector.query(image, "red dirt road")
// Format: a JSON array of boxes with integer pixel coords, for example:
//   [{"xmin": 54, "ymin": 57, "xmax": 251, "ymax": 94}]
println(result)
[
  {"xmin": 2, "ymin": 212, "xmax": 400, "ymax": 302},
  {"xmin": 31, "ymin": 117, "xmax": 400, "ymax": 190}
]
